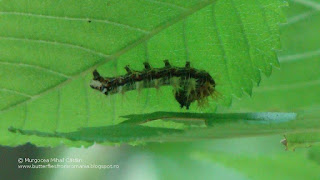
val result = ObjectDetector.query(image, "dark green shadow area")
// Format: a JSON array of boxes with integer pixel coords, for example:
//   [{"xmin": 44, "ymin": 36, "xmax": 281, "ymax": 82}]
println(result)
[
  {"xmin": 8, "ymin": 125, "xmax": 183, "ymax": 144},
  {"xmin": 7, "ymin": 112, "xmax": 299, "ymax": 144}
]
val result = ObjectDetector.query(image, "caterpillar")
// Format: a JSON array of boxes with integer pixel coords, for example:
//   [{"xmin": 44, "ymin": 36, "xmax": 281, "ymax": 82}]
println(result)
[{"xmin": 90, "ymin": 60, "xmax": 216, "ymax": 109}]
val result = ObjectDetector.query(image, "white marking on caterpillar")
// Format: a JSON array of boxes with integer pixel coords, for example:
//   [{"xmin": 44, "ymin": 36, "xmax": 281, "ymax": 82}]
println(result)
[{"xmin": 90, "ymin": 80, "xmax": 102, "ymax": 89}]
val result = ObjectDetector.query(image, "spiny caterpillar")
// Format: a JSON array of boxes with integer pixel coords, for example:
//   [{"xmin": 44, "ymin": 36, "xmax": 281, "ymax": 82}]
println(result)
[{"xmin": 90, "ymin": 60, "xmax": 216, "ymax": 109}]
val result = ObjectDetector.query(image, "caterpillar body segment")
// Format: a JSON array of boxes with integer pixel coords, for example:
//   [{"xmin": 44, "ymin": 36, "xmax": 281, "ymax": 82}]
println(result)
[{"xmin": 90, "ymin": 61, "xmax": 216, "ymax": 109}]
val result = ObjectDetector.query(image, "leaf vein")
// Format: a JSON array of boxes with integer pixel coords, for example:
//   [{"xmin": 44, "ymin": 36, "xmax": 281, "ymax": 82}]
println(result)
[
  {"xmin": 231, "ymin": 0, "xmax": 256, "ymax": 87},
  {"xmin": 0, "ymin": 88, "xmax": 32, "ymax": 98},
  {"xmin": 0, "ymin": 11, "xmax": 149, "ymax": 34},
  {"xmin": 0, "ymin": 36, "xmax": 110, "ymax": 58},
  {"xmin": 211, "ymin": 4, "xmax": 235, "ymax": 94},
  {"xmin": 0, "ymin": 61, "xmax": 71, "ymax": 78},
  {"xmin": 143, "ymin": 0, "xmax": 188, "ymax": 11}
]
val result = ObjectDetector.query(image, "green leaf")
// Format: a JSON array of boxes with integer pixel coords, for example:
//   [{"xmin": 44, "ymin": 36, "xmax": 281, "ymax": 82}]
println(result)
[
  {"xmin": 0, "ymin": 0, "xmax": 285, "ymax": 146},
  {"xmin": 281, "ymin": 132, "xmax": 320, "ymax": 151},
  {"xmin": 192, "ymin": 151, "xmax": 320, "ymax": 180},
  {"xmin": 229, "ymin": 0, "xmax": 320, "ymax": 116},
  {"xmin": 226, "ymin": 0, "xmax": 320, "ymax": 152}
]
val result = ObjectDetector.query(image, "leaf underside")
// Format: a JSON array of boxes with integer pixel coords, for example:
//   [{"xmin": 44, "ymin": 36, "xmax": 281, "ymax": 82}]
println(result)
[{"xmin": 0, "ymin": 0, "xmax": 286, "ymax": 147}]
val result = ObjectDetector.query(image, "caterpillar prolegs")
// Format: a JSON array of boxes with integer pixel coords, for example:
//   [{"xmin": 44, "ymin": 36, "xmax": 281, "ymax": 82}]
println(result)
[{"xmin": 90, "ymin": 60, "xmax": 216, "ymax": 109}]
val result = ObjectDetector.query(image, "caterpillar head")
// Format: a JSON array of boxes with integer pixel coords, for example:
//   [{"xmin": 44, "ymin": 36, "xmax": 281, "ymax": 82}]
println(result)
[{"xmin": 90, "ymin": 70, "xmax": 110, "ymax": 95}]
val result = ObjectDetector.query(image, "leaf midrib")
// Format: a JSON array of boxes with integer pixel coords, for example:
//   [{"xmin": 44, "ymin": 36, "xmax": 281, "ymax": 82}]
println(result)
[{"xmin": 0, "ymin": 0, "xmax": 217, "ymax": 114}]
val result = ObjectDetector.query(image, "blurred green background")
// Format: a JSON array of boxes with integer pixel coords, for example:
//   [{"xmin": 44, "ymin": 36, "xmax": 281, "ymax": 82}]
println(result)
[{"xmin": 1, "ymin": 0, "xmax": 320, "ymax": 179}]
